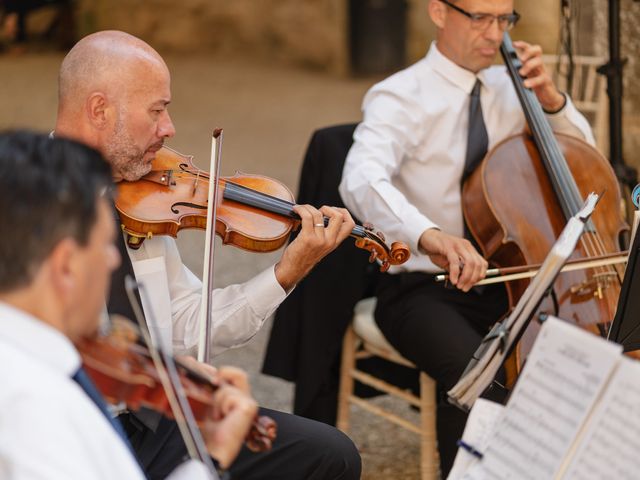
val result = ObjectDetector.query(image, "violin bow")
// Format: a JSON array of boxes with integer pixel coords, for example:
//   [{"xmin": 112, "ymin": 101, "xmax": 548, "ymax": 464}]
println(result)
[
  {"xmin": 198, "ymin": 129, "xmax": 224, "ymax": 364},
  {"xmin": 124, "ymin": 276, "xmax": 216, "ymax": 471},
  {"xmin": 435, "ymin": 251, "xmax": 628, "ymax": 286}
]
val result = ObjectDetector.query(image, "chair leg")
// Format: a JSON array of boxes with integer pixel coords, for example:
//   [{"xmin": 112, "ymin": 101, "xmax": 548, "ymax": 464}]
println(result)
[
  {"xmin": 420, "ymin": 372, "xmax": 439, "ymax": 479},
  {"xmin": 337, "ymin": 324, "xmax": 357, "ymax": 433}
]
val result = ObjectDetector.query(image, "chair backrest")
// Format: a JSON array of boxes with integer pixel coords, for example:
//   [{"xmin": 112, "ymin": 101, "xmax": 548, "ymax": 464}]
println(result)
[
  {"xmin": 542, "ymin": 54, "xmax": 608, "ymax": 152},
  {"xmin": 263, "ymin": 122, "xmax": 385, "ymax": 424},
  {"xmin": 295, "ymin": 123, "xmax": 358, "ymax": 208}
]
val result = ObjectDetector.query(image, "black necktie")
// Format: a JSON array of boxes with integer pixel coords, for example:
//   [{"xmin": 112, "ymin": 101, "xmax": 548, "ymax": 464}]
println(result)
[
  {"xmin": 462, "ymin": 79, "xmax": 488, "ymax": 183},
  {"xmin": 461, "ymin": 79, "xmax": 488, "ymax": 263},
  {"xmin": 72, "ymin": 366, "xmax": 132, "ymax": 448}
]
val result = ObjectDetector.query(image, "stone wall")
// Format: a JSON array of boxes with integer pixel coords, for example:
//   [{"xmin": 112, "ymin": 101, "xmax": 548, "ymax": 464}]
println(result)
[
  {"xmin": 76, "ymin": 0, "xmax": 348, "ymax": 71},
  {"xmin": 593, "ymin": 0, "xmax": 640, "ymax": 170},
  {"xmin": 76, "ymin": 0, "xmax": 561, "ymax": 72}
]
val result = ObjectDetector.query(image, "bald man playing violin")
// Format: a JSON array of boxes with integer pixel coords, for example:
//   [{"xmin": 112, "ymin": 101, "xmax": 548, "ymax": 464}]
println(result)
[
  {"xmin": 0, "ymin": 131, "xmax": 258, "ymax": 480},
  {"xmin": 339, "ymin": 0, "xmax": 595, "ymax": 475},
  {"xmin": 54, "ymin": 30, "xmax": 361, "ymax": 480}
]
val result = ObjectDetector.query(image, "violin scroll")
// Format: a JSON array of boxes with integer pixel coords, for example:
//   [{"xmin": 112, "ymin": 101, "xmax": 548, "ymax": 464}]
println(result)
[
  {"xmin": 389, "ymin": 241, "xmax": 411, "ymax": 265},
  {"xmin": 354, "ymin": 225, "xmax": 410, "ymax": 272},
  {"xmin": 246, "ymin": 416, "xmax": 277, "ymax": 452}
]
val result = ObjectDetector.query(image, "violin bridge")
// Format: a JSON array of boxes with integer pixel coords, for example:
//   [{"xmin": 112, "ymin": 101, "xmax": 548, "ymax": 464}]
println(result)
[{"xmin": 192, "ymin": 171, "xmax": 200, "ymax": 196}]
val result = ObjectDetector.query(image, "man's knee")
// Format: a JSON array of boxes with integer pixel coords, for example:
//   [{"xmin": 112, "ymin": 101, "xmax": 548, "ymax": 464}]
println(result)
[{"xmin": 307, "ymin": 422, "xmax": 361, "ymax": 480}]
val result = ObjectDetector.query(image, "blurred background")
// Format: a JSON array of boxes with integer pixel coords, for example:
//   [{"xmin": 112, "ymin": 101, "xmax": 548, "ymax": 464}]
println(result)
[{"xmin": 1, "ymin": 1, "xmax": 639, "ymax": 478}]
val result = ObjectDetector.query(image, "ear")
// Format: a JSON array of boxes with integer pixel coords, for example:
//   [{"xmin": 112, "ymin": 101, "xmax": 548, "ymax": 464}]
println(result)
[
  {"xmin": 48, "ymin": 238, "xmax": 79, "ymax": 307},
  {"xmin": 428, "ymin": 0, "xmax": 447, "ymax": 29},
  {"xmin": 85, "ymin": 92, "xmax": 110, "ymax": 130}
]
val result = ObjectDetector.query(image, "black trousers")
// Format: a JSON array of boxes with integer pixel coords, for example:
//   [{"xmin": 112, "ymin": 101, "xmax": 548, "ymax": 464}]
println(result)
[
  {"xmin": 374, "ymin": 272, "xmax": 509, "ymax": 476},
  {"xmin": 120, "ymin": 406, "xmax": 361, "ymax": 480}
]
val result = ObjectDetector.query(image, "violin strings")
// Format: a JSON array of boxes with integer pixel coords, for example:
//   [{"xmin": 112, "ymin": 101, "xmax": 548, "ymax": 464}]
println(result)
[
  {"xmin": 223, "ymin": 180, "xmax": 387, "ymax": 250},
  {"xmin": 156, "ymin": 169, "xmax": 380, "ymax": 237}
]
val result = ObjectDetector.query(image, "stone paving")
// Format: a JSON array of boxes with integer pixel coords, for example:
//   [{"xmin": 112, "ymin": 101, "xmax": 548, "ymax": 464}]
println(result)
[{"xmin": 1, "ymin": 50, "xmax": 423, "ymax": 479}]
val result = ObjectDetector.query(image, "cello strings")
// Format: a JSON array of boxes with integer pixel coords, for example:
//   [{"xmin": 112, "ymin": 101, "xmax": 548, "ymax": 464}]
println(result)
[
  {"xmin": 519, "ymin": 60, "xmax": 618, "ymax": 272},
  {"xmin": 505, "ymin": 37, "xmax": 621, "ymax": 335}
]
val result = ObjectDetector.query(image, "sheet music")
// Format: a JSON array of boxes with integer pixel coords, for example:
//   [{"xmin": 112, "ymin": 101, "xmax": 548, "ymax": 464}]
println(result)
[
  {"xmin": 561, "ymin": 357, "xmax": 640, "ymax": 479},
  {"xmin": 449, "ymin": 198, "xmax": 599, "ymax": 410},
  {"xmin": 462, "ymin": 317, "xmax": 622, "ymax": 480},
  {"xmin": 447, "ymin": 399, "xmax": 504, "ymax": 480}
]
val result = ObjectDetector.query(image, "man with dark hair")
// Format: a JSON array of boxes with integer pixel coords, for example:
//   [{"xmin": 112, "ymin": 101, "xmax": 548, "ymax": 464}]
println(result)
[
  {"xmin": 0, "ymin": 130, "xmax": 259, "ymax": 479},
  {"xmin": 54, "ymin": 31, "xmax": 361, "ymax": 480},
  {"xmin": 0, "ymin": 131, "xmax": 114, "ymax": 296}
]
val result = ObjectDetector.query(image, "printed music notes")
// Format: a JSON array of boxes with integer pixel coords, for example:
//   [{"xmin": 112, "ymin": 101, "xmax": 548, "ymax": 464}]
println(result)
[
  {"xmin": 450, "ymin": 316, "xmax": 640, "ymax": 480},
  {"xmin": 561, "ymin": 357, "xmax": 640, "ymax": 479}
]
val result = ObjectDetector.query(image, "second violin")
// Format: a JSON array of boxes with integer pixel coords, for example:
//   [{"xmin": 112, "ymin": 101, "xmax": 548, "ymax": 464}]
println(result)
[{"xmin": 77, "ymin": 318, "xmax": 277, "ymax": 453}]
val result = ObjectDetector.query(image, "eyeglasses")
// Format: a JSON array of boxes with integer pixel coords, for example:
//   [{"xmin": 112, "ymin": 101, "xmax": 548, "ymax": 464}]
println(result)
[{"xmin": 439, "ymin": 0, "xmax": 520, "ymax": 31}]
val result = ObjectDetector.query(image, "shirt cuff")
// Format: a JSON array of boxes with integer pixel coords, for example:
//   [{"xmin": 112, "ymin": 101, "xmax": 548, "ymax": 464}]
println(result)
[
  {"xmin": 242, "ymin": 266, "xmax": 289, "ymax": 318},
  {"xmin": 404, "ymin": 215, "xmax": 440, "ymax": 254},
  {"xmin": 168, "ymin": 459, "xmax": 220, "ymax": 479},
  {"xmin": 544, "ymin": 94, "xmax": 576, "ymax": 129}
]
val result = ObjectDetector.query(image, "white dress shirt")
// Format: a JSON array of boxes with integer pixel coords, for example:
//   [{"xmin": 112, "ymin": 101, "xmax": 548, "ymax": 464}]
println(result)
[
  {"xmin": 128, "ymin": 235, "xmax": 287, "ymax": 357},
  {"xmin": 0, "ymin": 302, "xmax": 147, "ymax": 479},
  {"xmin": 339, "ymin": 42, "xmax": 595, "ymax": 273},
  {"xmin": 0, "ymin": 302, "xmax": 215, "ymax": 480}
]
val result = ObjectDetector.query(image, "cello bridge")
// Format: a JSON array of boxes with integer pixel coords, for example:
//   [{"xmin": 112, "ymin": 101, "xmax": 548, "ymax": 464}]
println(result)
[{"xmin": 569, "ymin": 272, "xmax": 617, "ymax": 302}]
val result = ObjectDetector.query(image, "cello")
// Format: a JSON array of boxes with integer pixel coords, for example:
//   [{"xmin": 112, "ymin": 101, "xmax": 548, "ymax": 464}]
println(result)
[{"xmin": 462, "ymin": 32, "xmax": 628, "ymax": 384}]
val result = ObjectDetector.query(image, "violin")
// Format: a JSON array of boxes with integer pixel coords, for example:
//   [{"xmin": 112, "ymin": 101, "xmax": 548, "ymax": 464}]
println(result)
[
  {"xmin": 115, "ymin": 146, "xmax": 410, "ymax": 272},
  {"xmin": 76, "ymin": 317, "xmax": 276, "ymax": 452}
]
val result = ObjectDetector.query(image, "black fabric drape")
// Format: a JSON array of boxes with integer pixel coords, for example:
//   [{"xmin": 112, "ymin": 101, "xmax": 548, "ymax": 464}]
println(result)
[{"xmin": 262, "ymin": 124, "xmax": 417, "ymax": 424}]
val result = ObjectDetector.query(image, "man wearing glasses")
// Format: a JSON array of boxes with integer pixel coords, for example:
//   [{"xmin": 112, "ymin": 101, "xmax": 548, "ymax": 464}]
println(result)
[{"xmin": 339, "ymin": 0, "xmax": 594, "ymax": 474}]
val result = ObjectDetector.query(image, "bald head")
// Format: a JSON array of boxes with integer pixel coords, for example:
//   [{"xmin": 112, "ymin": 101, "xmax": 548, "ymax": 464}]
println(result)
[
  {"xmin": 58, "ymin": 30, "xmax": 168, "ymax": 114},
  {"xmin": 55, "ymin": 30, "xmax": 175, "ymax": 181}
]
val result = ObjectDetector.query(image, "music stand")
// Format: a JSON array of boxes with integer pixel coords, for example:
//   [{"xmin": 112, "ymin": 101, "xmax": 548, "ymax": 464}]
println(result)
[{"xmin": 608, "ymin": 222, "xmax": 640, "ymax": 352}]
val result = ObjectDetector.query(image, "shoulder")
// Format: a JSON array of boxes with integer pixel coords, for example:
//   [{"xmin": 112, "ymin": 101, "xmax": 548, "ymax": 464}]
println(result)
[
  {"xmin": 365, "ymin": 59, "xmax": 427, "ymax": 104},
  {"xmin": 361, "ymin": 58, "xmax": 431, "ymax": 127}
]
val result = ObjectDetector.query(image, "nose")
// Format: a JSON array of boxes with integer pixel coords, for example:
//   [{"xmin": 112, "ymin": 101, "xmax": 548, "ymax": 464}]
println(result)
[
  {"xmin": 158, "ymin": 110, "xmax": 176, "ymax": 139},
  {"xmin": 483, "ymin": 18, "xmax": 504, "ymax": 44}
]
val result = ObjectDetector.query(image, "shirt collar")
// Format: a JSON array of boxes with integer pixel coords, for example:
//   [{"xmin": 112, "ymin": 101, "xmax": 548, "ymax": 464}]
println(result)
[
  {"xmin": 0, "ymin": 302, "xmax": 81, "ymax": 377},
  {"xmin": 425, "ymin": 42, "xmax": 488, "ymax": 94}
]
